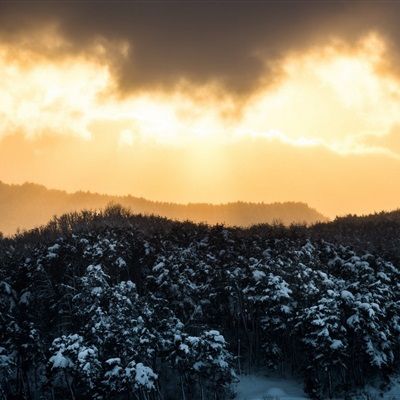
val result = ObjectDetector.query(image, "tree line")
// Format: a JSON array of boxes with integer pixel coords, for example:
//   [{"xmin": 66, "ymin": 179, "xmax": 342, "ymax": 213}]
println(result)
[{"xmin": 1, "ymin": 206, "xmax": 400, "ymax": 399}]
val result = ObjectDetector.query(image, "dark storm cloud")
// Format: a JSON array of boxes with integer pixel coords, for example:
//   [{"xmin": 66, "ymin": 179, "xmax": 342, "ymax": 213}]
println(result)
[{"xmin": 0, "ymin": 1, "xmax": 398, "ymax": 95}]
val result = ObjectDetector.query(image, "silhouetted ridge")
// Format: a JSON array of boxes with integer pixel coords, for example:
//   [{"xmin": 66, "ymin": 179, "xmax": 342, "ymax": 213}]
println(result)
[{"xmin": 0, "ymin": 181, "xmax": 327, "ymax": 235}]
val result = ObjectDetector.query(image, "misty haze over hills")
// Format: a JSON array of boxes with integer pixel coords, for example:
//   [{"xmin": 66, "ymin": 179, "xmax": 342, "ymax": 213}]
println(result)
[{"xmin": 0, "ymin": 181, "xmax": 327, "ymax": 235}]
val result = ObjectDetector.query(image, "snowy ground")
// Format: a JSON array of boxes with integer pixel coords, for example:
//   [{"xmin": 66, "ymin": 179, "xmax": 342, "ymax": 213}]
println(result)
[
  {"xmin": 364, "ymin": 381, "xmax": 400, "ymax": 399},
  {"xmin": 234, "ymin": 374, "xmax": 400, "ymax": 400},
  {"xmin": 234, "ymin": 374, "xmax": 308, "ymax": 400}
]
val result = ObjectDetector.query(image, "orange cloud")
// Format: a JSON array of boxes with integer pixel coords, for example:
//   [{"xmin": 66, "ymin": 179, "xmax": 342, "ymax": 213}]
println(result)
[
  {"xmin": 1, "ymin": 29, "xmax": 400, "ymax": 217},
  {"xmin": 1, "ymin": 30, "xmax": 400, "ymax": 154}
]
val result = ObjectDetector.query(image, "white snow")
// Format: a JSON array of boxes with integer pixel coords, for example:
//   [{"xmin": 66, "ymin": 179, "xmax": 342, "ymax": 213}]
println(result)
[
  {"xmin": 363, "ymin": 378, "xmax": 400, "ymax": 398},
  {"xmin": 105, "ymin": 357, "xmax": 121, "ymax": 365},
  {"xmin": 252, "ymin": 270, "xmax": 266, "ymax": 281},
  {"xmin": 346, "ymin": 313, "xmax": 360, "ymax": 327},
  {"xmin": 330, "ymin": 339, "xmax": 344, "ymax": 350},
  {"xmin": 47, "ymin": 243, "xmax": 60, "ymax": 253},
  {"xmin": 179, "ymin": 343, "xmax": 190, "ymax": 353},
  {"xmin": 340, "ymin": 290, "xmax": 354, "ymax": 302},
  {"xmin": 47, "ymin": 243, "xmax": 60, "ymax": 259},
  {"xmin": 135, "ymin": 363, "xmax": 157, "ymax": 389},
  {"xmin": 91, "ymin": 287, "xmax": 103, "ymax": 295},
  {"xmin": 153, "ymin": 262, "xmax": 165, "ymax": 272},
  {"xmin": 234, "ymin": 373, "xmax": 400, "ymax": 400},
  {"xmin": 115, "ymin": 257, "xmax": 127, "ymax": 268},
  {"xmin": 206, "ymin": 330, "xmax": 225, "ymax": 343},
  {"xmin": 234, "ymin": 374, "xmax": 308, "ymax": 400},
  {"xmin": 49, "ymin": 351, "xmax": 73, "ymax": 369},
  {"xmin": 19, "ymin": 291, "xmax": 31, "ymax": 305}
]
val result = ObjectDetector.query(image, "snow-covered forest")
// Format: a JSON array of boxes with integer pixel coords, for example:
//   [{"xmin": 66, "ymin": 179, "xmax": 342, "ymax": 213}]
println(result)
[{"xmin": 1, "ymin": 206, "xmax": 400, "ymax": 399}]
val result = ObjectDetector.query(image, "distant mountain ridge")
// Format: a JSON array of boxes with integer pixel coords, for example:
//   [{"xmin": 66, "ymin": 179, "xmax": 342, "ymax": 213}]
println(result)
[{"xmin": 0, "ymin": 181, "xmax": 328, "ymax": 235}]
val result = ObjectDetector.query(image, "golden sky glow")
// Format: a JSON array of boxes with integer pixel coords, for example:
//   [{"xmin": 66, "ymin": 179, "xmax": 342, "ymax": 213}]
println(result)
[{"xmin": 1, "ymin": 28, "xmax": 400, "ymax": 218}]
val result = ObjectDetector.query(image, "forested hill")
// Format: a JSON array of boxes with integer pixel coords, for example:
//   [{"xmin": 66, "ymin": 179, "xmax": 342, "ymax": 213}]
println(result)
[
  {"xmin": 309, "ymin": 210, "xmax": 400, "ymax": 266},
  {"xmin": 0, "ymin": 181, "xmax": 327, "ymax": 235},
  {"xmin": 1, "ymin": 207, "xmax": 400, "ymax": 399}
]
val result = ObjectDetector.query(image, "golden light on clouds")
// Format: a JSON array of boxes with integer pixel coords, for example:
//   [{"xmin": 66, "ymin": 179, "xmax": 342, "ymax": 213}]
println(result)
[
  {"xmin": 241, "ymin": 33, "xmax": 400, "ymax": 156},
  {"xmin": 1, "ymin": 28, "xmax": 400, "ymax": 217},
  {"xmin": 1, "ymin": 31, "xmax": 399, "ymax": 152}
]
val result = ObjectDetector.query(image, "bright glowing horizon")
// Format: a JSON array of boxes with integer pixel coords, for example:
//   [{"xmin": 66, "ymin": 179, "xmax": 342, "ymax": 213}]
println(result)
[{"xmin": 1, "ymin": 20, "xmax": 400, "ymax": 218}]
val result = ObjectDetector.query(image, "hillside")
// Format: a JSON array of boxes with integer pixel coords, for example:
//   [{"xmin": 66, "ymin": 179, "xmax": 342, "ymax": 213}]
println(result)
[
  {"xmin": 310, "ymin": 210, "xmax": 400, "ymax": 265},
  {"xmin": 0, "ymin": 181, "xmax": 327, "ymax": 235},
  {"xmin": 0, "ymin": 207, "xmax": 399, "ymax": 399}
]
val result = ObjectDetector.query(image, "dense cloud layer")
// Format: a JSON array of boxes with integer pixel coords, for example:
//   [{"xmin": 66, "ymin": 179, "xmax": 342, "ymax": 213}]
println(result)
[
  {"xmin": 0, "ymin": 0, "xmax": 399, "ymax": 95},
  {"xmin": 1, "ymin": 1, "xmax": 400, "ymax": 217}
]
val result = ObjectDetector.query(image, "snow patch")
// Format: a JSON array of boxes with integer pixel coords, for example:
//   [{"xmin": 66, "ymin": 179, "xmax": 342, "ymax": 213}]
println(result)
[{"xmin": 235, "ymin": 374, "xmax": 308, "ymax": 400}]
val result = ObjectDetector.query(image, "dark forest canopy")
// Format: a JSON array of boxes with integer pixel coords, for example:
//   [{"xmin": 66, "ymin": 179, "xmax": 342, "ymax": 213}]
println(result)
[
  {"xmin": 1, "ymin": 207, "xmax": 400, "ymax": 399},
  {"xmin": 0, "ymin": 181, "xmax": 327, "ymax": 235}
]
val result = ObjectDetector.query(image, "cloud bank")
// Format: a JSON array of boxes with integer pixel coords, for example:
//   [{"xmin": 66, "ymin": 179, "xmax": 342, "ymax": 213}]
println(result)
[
  {"xmin": 1, "ymin": 1, "xmax": 400, "ymax": 95},
  {"xmin": 1, "ymin": 1, "xmax": 400, "ymax": 217}
]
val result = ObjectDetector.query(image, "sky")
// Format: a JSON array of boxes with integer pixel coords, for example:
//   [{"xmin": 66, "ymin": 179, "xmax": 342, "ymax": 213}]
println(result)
[{"xmin": 1, "ymin": 0, "xmax": 400, "ymax": 218}]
